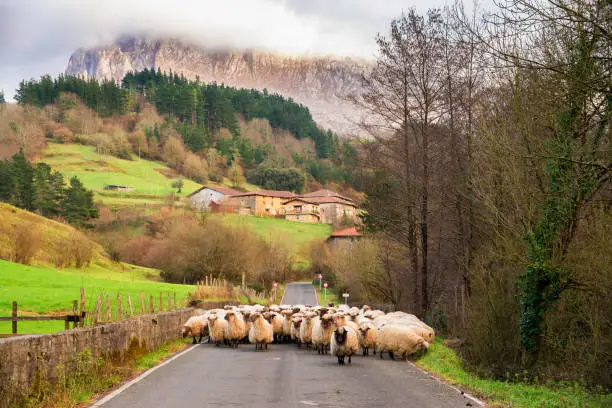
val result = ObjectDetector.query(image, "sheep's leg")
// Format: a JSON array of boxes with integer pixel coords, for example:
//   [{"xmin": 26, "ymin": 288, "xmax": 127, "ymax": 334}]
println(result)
[
  {"xmin": 362, "ymin": 347, "xmax": 366, "ymax": 357},
  {"xmin": 388, "ymin": 351, "xmax": 394, "ymax": 360},
  {"xmin": 348, "ymin": 355, "xmax": 352, "ymax": 364},
  {"xmin": 192, "ymin": 336, "xmax": 197, "ymax": 345},
  {"xmin": 337, "ymin": 356, "xmax": 342, "ymax": 365},
  {"xmin": 379, "ymin": 349, "xmax": 384, "ymax": 359},
  {"xmin": 373, "ymin": 346, "xmax": 377, "ymax": 355}
]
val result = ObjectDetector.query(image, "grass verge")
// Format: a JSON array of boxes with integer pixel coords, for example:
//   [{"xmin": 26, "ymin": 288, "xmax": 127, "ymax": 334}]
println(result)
[
  {"xmin": 315, "ymin": 285, "xmax": 339, "ymax": 306},
  {"xmin": 416, "ymin": 339, "xmax": 611, "ymax": 408},
  {"xmin": 12, "ymin": 338, "xmax": 191, "ymax": 408}
]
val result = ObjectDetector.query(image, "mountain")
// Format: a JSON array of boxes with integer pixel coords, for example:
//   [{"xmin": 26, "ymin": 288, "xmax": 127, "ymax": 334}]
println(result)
[{"xmin": 65, "ymin": 36, "xmax": 371, "ymax": 135}]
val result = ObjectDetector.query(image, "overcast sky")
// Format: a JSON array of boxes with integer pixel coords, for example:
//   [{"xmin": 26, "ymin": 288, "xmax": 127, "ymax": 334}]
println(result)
[{"xmin": 0, "ymin": 0, "xmax": 474, "ymax": 100}]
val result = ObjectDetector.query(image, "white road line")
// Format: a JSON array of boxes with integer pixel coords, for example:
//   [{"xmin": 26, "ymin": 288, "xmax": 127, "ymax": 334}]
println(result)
[
  {"xmin": 89, "ymin": 343, "xmax": 200, "ymax": 407},
  {"xmin": 407, "ymin": 361, "xmax": 486, "ymax": 407}
]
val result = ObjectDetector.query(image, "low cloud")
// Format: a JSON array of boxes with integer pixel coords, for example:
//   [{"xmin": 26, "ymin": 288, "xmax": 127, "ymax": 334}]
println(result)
[{"xmin": 0, "ymin": 0, "xmax": 456, "ymax": 100}]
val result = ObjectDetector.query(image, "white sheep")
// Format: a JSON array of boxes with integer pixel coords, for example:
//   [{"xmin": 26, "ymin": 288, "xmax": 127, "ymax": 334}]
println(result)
[
  {"xmin": 377, "ymin": 324, "xmax": 429, "ymax": 360},
  {"xmin": 330, "ymin": 326, "xmax": 359, "ymax": 365},
  {"xmin": 224, "ymin": 310, "xmax": 246, "ymax": 348},
  {"xmin": 266, "ymin": 312, "xmax": 285, "ymax": 343},
  {"xmin": 249, "ymin": 313, "xmax": 274, "ymax": 351},
  {"xmin": 311, "ymin": 313, "xmax": 334, "ymax": 355},
  {"xmin": 208, "ymin": 314, "xmax": 229, "ymax": 347},
  {"xmin": 182, "ymin": 315, "xmax": 208, "ymax": 344},
  {"xmin": 358, "ymin": 323, "xmax": 378, "ymax": 356},
  {"xmin": 299, "ymin": 312, "xmax": 316, "ymax": 349}
]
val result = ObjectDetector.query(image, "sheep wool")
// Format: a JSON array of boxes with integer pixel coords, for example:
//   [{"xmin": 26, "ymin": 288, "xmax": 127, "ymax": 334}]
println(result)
[
  {"xmin": 224, "ymin": 311, "xmax": 246, "ymax": 348},
  {"xmin": 330, "ymin": 326, "xmax": 359, "ymax": 365},
  {"xmin": 208, "ymin": 315, "xmax": 229, "ymax": 347},
  {"xmin": 249, "ymin": 314, "xmax": 274, "ymax": 351},
  {"xmin": 299, "ymin": 313, "xmax": 316, "ymax": 348},
  {"xmin": 311, "ymin": 313, "xmax": 334, "ymax": 354},
  {"xmin": 377, "ymin": 324, "xmax": 429, "ymax": 360},
  {"xmin": 269, "ymin": 312, "xmax": 285, "ymax": 342},
  {"xmin": 358, "ymin": 323, "xmax": 378, "ymax": 356},
  {"xmin": 182, "ymin": 316, "xmax": 208, "ymax": 344}
]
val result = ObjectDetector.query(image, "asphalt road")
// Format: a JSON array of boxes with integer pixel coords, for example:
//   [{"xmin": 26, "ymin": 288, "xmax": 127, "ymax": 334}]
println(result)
[
  {"xmin": 281, "ymin": 282, "xmax": 318, "ymax": 305},
  {"xmin": 96, "ymin": 283, "xmax": 477, "ymax": 408}
]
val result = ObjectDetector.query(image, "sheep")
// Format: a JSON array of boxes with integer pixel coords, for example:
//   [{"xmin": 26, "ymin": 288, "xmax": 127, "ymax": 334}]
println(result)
[
  {"xmin": 291, "ymin": 315, "xmax": 303, "ymax": 346},
  {"xmin": 311, "ymin": 313, "xmax": 334, "ymax": 354},
  {"xmin": 299, "ymin": 312, "xmax": 316, "ymax": 349},
  {"xmin": 249, "ymin": 313, "xmax": 274, "ymax": 351},
  {"xmin": 333, "ymin": 313, "xmax": 359, "ymax": 333},
  {"xmin": 208, "ymin": 314, "xmax": 229, "ymax": 347},
  {"xmin": 358, "ymin": 323, "xmax": 378, "ymax": 356},
  {"xmin": 182, "ymin": 315, "xmax": 208, "ymax": 344},
  {"xmin": 266, "ymin": 312, "xmax": 285, "ymax": 343},
  {"xmin": 281, "ymin": 310, "xmax": 294, "ymax": 342},
  {"xmin": 377, "ymin": 324, "xmax": 429, "ymax": 360},
  {"xmin": 224, "ymin": 310, "xmax": 246, "ymax": 348},
  {"xmin": 330, "ymin": 326, "xmax": 359, "ymax": 365}
]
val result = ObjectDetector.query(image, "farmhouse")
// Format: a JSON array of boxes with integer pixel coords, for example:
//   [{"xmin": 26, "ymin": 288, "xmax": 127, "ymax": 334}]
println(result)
[
  {"xmin": 282, "ymin": 189, "xmax": 358, "ymax": 225},
  {"xmin": 188, "ymin": 185, "xmax": 241, "ymax": 211},
  {"xmin": 228, "ymin": 190, "xmax": 296, "ymax": 216}
]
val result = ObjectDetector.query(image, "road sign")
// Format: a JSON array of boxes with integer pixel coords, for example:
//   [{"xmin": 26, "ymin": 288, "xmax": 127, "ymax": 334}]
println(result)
[
  {"xmin": 323, "ymin": 282, "xmax": 328, "ymax": 288},
  {"xmin": 317, "ymin": 274, "xmax": 323, "ymax": 280},
  {"xmin": 342, "ymin": 293, "xmax": 349, "ymax": 298},
  {"xmin": 273, "ymin": 282, "xmax": 278, "ymax": 288}
]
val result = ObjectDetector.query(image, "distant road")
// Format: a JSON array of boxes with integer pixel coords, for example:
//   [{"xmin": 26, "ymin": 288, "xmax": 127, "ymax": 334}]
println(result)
[
  {"xmin": 281, "ymin": 282, "xmax": 318, "ymax": 305},
  {"xmin": 94, "ymin": 282, "xmax": 479, "ymax": 408}
]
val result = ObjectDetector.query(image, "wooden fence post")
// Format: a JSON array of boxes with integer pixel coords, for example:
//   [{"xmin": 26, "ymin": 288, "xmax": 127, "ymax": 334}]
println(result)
[
  {"xmin": 149, "ymin": 295, "xmax": 154, "ymax": 313},
  {"xmin": 79, "ymin": 287, "xmax": 86, "ymax": 328},
  {"xmin": 127, "ymin": 295, "xmax": 134, "ymax": 316},
  {"xmin": 93, "ymin": 293, "xmax": 102, "ymax": 325},
  {"xmin": 106, "ymin": 295, "xmax": 112, "ymax": 321},
  {"xmin": 159, "ymin": 292, "xmax": 163, "ymax": 312},
  {"xmin": 117, "ymin": 293, "xmax": 123, "ymax": 319},
  {"xmin": 173, "ymin": 292, "xmax": 177, "ymax": 309},
  {"xmin": 72, "ymin": 300, "xmax": 78, "ymax": 329},
  {"xmin": 12, "ymin": 301, "xmax": 17, "ymax": 334},
  {"xmin": 167, "ymin": 292, "xmax": 172, "ymax": 311},
  {"xmin": 140, "ymin": 292, "xmax": 145, "ymax": 314}
]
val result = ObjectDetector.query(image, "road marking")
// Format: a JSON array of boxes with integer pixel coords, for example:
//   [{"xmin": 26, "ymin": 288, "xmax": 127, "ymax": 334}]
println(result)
[
  {"xmin": 89, "ymin": 343, "xmax": 200, "ymax": 407},
  {"xmin": 300, "ymin": 401, "xmax": 319, "ymax": 406},
  {"xmin": 407, "ymin": 362, "xmax": 486, "ymax": 407}
]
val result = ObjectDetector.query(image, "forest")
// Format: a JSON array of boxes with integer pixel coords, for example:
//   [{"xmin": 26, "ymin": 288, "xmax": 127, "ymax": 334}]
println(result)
[
  {"xmin": 310, "ymin": 0, "xmax": 611, "ymax": 390},
  {"xmin": 14, "ymin": 69, "xmax": 356, "ymax": 190}
]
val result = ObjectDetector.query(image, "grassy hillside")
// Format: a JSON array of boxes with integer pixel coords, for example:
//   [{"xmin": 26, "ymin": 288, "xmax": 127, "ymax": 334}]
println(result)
[
  {"xmin": 215, "ymin": 214, "xmax": 332, "ymax": 267},
  {"xmin": 0, "ymin": 260, "xmax": 194, "ymax": 334},
  {"xmin": 0, "ymin": 202, "xmax": 113, "ymax": 269},
  {"xmin": 41, "ymin": 143, "xmax": 202, "ymax": 207}
]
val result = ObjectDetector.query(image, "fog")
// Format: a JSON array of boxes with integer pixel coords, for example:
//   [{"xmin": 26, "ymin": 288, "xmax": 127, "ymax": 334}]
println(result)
[{"xmin": 0, "ymin": 0, "xmax": 464, "ymax": 100}]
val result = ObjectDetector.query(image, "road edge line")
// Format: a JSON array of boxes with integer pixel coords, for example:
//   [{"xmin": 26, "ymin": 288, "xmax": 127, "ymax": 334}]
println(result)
[
  {"xmin": 90, "ymin": 343, "xmax": 200, "ymax": 407},
  {"xmin": 407, "ymin": 361, "xmax": 486, "ymax": 407},
  {"xmin": 312, "ymin": 284, "xmax": 320, "ymax": 306}
]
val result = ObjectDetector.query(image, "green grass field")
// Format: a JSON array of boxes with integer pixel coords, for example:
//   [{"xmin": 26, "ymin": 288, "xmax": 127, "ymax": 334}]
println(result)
[
  {"xmin": 214, "ymin": 214, "xmax": 332, "ymax": 266},
  {"xmin": 417, "ymin": 339, "xmax": 611, "ymax": 407},
  {"xmin": 41, "ymin": 143, "xmax": 202, "ymax": 206},
  {"xmin": 0, "ymin": 260, "xmax": 195, "ymax": 334}
]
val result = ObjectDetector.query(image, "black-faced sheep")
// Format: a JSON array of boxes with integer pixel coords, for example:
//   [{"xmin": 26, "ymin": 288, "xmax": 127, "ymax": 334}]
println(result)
[
  {"xmin": 330, "ymin": 326, "xmax": 359, "ymax": 365},
  {"xmin": 358, "ymin": 323, "xmax": 378, "ymax": 356}
]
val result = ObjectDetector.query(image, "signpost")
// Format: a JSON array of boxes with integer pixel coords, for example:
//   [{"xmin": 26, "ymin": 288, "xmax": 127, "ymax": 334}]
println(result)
[
  {"xmin": 316, "ymin": 273, "xmax": 323, "ymax": 289},
  {"xmin": 323, "ymin": 282, "xmax": 328, "ymax": 301},
  {"xmin": 342, "ymin": 292, "xmax": 349, "ymax": 305},
  {"xmin": 273, "ymin": 282, "xmax": 278, "ymax": 302}
]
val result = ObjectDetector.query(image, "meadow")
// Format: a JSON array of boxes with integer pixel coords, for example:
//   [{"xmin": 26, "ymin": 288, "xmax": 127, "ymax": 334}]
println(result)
[
  {"xmin": 41, "ymin": 143, "xmax": 202, "ymax": 206},
  {"xmin": 0, "ymin": 260, "xmax": 195, "ymax": 334},
  {"xmin": 215, "ymin": 213, "xmax": 332, "ymax": 266}
]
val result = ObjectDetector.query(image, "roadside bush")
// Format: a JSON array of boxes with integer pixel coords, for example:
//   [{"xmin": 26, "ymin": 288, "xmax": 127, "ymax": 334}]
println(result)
[{"xmin": 54, "ymin": 232, "xmax": 94, "ymax": 269}]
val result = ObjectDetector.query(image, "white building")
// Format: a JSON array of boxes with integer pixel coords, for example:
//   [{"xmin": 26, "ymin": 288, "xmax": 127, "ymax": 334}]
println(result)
[{"xmin": 187, "ymin": 185, "xmax": 241, "ymax": 211}]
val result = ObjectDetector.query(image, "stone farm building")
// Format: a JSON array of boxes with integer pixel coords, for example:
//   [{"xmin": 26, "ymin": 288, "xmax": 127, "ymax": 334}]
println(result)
[
  {"xmin": 189, "ymin": 186, "xmax": 358, "ymax": 225},
  {"xmin": 228, "ymin": 190, "xmax": 296, "ymax": 217},
  {"xmin": 187, "ymin": 185, "xmax": 241, "ymax": 211},
  {"xmin": 326, "ymin": 227, "xmax": 362, "ymax": 248}
]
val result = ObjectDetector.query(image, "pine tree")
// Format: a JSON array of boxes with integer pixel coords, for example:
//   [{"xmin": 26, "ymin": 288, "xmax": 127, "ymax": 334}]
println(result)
[
  {"xmin": 61, "ymin": 177, "xmax": 98, "ymax": 225},
  {"xmin": 9, "ymin": 151, "xmax": 36, "ymax": 211}
]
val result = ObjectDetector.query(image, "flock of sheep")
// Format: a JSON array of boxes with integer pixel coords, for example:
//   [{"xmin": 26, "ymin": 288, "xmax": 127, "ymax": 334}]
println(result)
[{"xmin": 182, "ymin": 303, "xmax": 434, "ymax": 365}]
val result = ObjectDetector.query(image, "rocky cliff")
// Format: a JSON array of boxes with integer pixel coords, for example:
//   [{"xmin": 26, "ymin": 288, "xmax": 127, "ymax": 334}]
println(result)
[{"xmin": 65, "ymin": 36, "xmax": 370, "ymax": 135}]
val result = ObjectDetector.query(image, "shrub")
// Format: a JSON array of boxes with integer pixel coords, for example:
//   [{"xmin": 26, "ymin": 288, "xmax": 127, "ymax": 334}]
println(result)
[{"xmin": 10, "ymin": 224, "xmax": 40, "ymax": 265}]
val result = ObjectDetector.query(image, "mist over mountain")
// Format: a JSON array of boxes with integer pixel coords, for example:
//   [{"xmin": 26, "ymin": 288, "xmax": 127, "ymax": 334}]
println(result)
[{"xmin": 65, "ymin": 36, "xmax": 371, "ymax": 135}]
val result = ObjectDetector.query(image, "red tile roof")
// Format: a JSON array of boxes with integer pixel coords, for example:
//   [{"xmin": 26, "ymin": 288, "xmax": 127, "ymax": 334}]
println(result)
[
  {"xmin": 231, "ymin": 189, "xmax": 296, "ymax": 199},
  {"xmin": 187, "ymin": 185, "xmax": 242, "ymax": 197},
  {"xmin": 300, "ymin": 189, "xmax": 354, "ymax": 203},
  {"xmin": 329, "ymin": 227, "xmax": 362, "ymax": 238}
]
